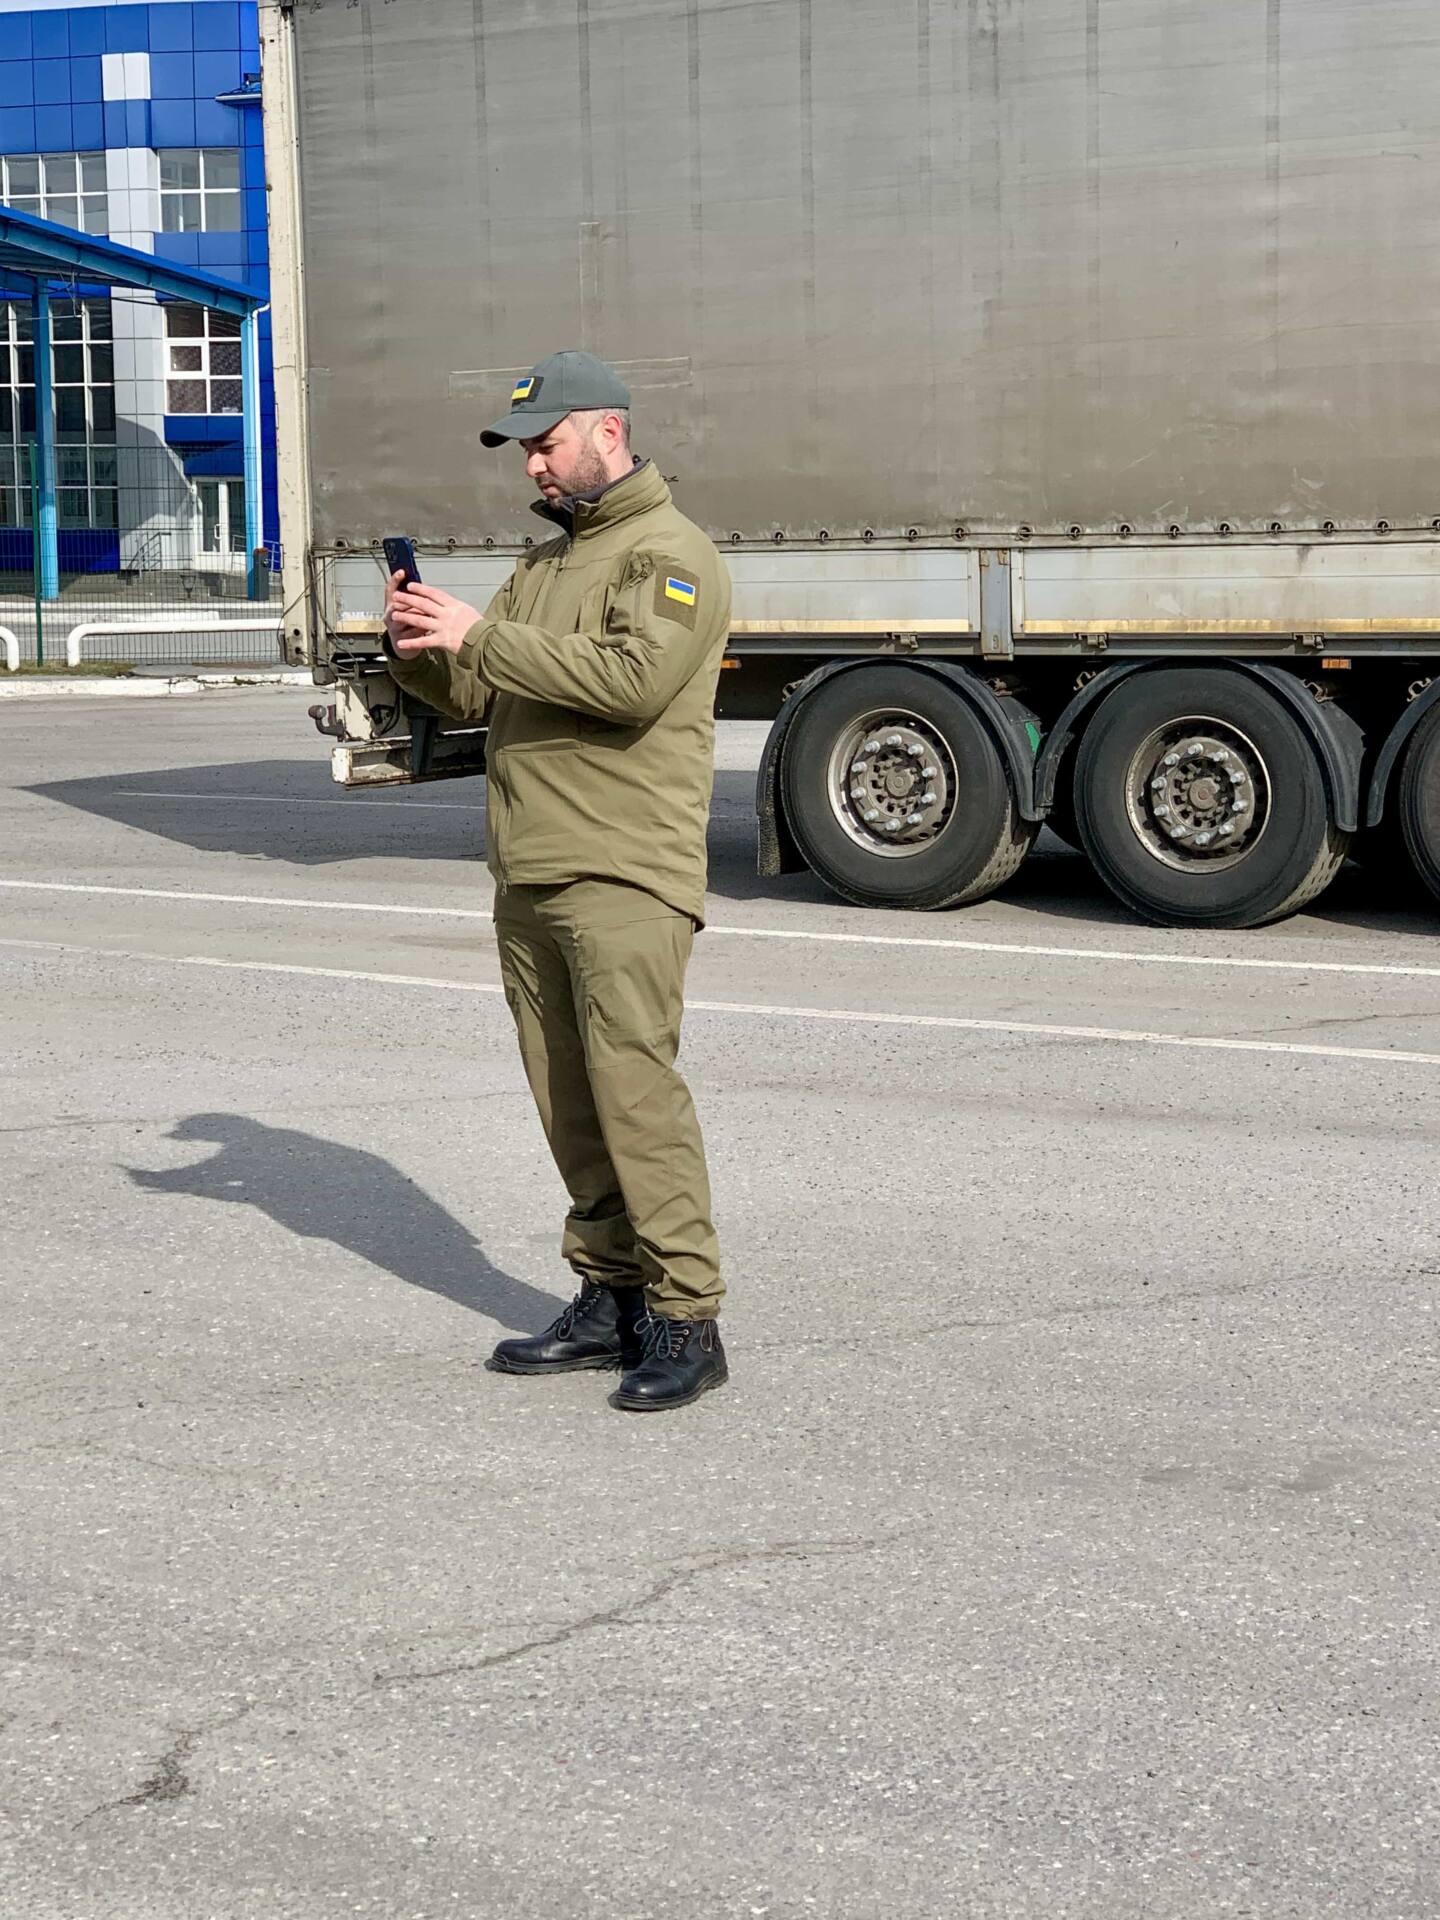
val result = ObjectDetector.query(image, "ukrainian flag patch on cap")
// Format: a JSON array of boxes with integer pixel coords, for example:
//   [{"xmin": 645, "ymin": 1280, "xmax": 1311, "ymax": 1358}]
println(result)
[
  {"xmin": 511, "ymin": 375, "xmax": 537, "ymax": 403},
  {"xmin": 664, "ymin": 576, "xmax": 697, "ymax": 607}
]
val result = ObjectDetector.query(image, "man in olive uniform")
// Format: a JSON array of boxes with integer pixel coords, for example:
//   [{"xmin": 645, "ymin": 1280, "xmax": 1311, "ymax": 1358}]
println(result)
[{"xmin": 383, "ymin": 351, "xmax": 730, "ymax": 1412}]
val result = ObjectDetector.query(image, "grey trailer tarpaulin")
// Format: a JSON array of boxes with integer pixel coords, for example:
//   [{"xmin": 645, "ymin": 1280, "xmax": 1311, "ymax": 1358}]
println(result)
[{"xmin": 283, "ymin": 0, "xmax": 1440, "ymax": 550}]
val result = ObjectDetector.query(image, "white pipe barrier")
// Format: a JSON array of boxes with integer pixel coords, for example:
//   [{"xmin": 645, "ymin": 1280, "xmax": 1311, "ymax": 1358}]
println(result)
[
  {"xmin": 66, "ymin": 618, "xmax": 283, "ymax": 668},
  {"xmin": 1, "ymin": 626, "xmax": 18, "ymax": 672}
]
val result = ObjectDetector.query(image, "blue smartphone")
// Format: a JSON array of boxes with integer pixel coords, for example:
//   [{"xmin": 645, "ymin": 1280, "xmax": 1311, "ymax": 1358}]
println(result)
[{"xmin": 382, "ymin": 535, "xmax": 420, "ymax": 586}]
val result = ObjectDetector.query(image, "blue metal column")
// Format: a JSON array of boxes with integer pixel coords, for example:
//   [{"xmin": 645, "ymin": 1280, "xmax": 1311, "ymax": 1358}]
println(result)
[
  {"xmin": 31, "ymin": 283, "xmax": 59, "ymax": 601},
  {"xmin": 241, "ymin": 306, "xmax": 263, "ymax": 599}
]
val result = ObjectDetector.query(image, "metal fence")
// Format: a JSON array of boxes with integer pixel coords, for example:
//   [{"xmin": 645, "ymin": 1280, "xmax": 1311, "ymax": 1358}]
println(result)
[{"xmin": 0, "ymin": 440, "xmax": 283, "ymax": 667}]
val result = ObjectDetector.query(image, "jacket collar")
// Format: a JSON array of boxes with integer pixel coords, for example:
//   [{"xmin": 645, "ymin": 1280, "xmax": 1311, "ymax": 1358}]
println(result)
[{"xmin": 529, "ymin": 458, "xmax": 671, "ymax": 539}]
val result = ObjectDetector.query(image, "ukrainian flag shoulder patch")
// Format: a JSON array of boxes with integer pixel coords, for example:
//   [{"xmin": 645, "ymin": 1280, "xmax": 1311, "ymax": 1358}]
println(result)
[{"xmin": 652, "ymin": 559, "xmax": 700, "ymax": 629}]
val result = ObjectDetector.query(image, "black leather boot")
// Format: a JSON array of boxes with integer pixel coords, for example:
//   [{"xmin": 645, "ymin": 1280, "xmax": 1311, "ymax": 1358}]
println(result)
[
  {"xmin": 487, "ymin": 1284, "xmax": 646, "ymax": 1375},
  {"xmin": 612, "ymin": 1313, "xmax": 728, "ymax": 1411}
]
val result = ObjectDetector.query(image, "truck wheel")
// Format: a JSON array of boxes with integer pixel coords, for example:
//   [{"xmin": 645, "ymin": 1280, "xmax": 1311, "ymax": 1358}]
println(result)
[
  {"xmin": 780, "ymin": 667, "xmax": 1036, "ymax": 909},
  {"xmin": 1396, "ymin": 704, "xmax": 1440, "ymax": 908},
  {"xmin": 1073, "ymin": 669, "xmax": 1349, "ymax": 927}
]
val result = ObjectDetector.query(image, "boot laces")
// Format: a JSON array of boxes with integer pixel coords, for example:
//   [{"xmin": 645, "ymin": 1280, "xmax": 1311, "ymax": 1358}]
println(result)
[
  {"xmin": 639, "ymin": 1312, "xmax": 692, "ymax": 1361},
  {"xmin": 551, "ymin": 1288, "xmax": 605, "ymax": 1340}
]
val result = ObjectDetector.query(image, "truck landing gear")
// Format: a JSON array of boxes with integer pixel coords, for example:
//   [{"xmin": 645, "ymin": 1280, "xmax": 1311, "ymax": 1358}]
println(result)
[{"xmin": 780, "ymin": 666, "xmax": 1036, "ymax": 910}]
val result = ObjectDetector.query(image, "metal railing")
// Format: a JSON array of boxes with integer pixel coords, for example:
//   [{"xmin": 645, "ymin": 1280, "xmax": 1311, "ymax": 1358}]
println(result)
[
  {"xmin": 2, "ymin": 439, "xmax": 283, "ymax": 665},
  {"xmin": 128, "ymin": 527, "xmax": 168, "ymax": 577},
  {"xmin": 64, "ymin": 616, "xmax": 282, "ymax": 668}
]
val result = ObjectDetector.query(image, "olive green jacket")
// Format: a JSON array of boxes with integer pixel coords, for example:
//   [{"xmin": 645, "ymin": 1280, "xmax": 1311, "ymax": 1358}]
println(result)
[{"xmin": 387, "ymin": 461, "xmax": 731, "ymax": 923}]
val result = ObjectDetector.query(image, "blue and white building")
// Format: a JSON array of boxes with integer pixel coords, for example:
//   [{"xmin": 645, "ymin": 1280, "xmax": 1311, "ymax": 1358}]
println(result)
[{"xmin": 0, "ymin": 0, "xmax": 273, "ymax": 582}]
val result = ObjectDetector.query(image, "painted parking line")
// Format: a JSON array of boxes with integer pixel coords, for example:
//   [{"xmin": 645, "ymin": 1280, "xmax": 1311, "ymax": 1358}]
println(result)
[
  {"xmin": 1, "ymin": 876, "xmax": 1439, "ymax": 981},
  {"xmin": 4, "ymin": 934, "xmax": 1440, "ymax": 1068}
]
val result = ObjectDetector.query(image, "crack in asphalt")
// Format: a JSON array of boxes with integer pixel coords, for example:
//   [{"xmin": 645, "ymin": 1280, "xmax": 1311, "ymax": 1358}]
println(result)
[
  {"xmin": 73, "ymin": 1704, "xmax": 255, "ymax": 1828},
  {"xmin": 61, "ymin": 1543, "xmax": 883, "ymax": 1823},
  {"xmin": 747, "ymin": 1279, "xmax": 1274, "ymax": 1354},
  {"xmin": 15, "ymin": 1436, "xmax": 289, "ymax": 1488},
  {"xmin": 1238, "ymin": 1007, "xmax": 1437, "ymax": 1042},
  {"xmin": 7, "ymin": 1348, "xmax": 492, "ymax": 1430},
  {"xmin": 371, "ymin": 1536, "xmax": 885, "ymax": 1689},
  {"xmin": 74, "ymin": 1729, "xmax": 197, "ymax": 1827}
]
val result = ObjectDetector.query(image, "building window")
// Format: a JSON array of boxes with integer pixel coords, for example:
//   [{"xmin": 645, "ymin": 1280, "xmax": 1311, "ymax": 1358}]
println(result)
[
  {"xmin": 56, "ymin": 441, "xmax": 119, "ymax": 530},
  {"xmin": 164, "ymin": 303, "xmax": 243, "ymax": 414},
  {"xmin": 0, "ymin": 442, "xmax": 30, "ymax": 530},
  {"xmin": 0, "ymin": 442, "xmax": 119, "ymax": 531},
  {"xmin": 0, "ymin": 300, "xmax": 117, "ymax": 528},
  {"xmin": 1, "ymin": 152, "xmax": 109, "ymax": 235},
  {"xmin": 159, "ymin": 150, "xmax": 241, "ymax": 233}
]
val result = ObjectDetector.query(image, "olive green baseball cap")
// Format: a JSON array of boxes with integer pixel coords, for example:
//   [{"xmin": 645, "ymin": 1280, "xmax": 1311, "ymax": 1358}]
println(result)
[{"xmin": 480, "ymin": 350, "xmax": 632, "ymax": 447}]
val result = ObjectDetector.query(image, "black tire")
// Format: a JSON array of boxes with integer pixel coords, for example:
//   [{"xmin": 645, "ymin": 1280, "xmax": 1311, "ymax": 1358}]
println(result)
[
  {"xmin": 1397, "ymin": 704, "xmax": 1440, "ymax": 909},
  {"xmin": 781, "ymin": 666, "xmax": 1036, "ymax": 910},
  {"xmin": 1073, "ymin": 668, "xmax": 1349, "ymax": 928}
]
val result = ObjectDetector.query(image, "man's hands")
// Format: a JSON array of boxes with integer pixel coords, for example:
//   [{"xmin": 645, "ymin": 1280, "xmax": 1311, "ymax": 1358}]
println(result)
[{"xmin": 384, "ymin": 572, "xmax": 483, "ymax": 656}]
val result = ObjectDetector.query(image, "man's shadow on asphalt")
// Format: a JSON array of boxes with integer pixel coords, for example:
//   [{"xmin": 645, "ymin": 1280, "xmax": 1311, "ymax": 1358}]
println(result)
[{"xmin": 124, "ymin": 1114, "xmax": 562, "ymax": 1334}]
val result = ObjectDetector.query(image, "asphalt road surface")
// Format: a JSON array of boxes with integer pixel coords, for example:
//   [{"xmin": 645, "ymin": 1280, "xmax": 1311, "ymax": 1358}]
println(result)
[{"xmin": 3, "ymin": 689, "xmax": 1438, "ymax": 1919}]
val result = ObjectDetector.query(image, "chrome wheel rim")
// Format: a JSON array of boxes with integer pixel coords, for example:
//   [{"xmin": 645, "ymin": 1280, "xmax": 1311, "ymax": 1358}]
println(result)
[
  {"xmin": 1124, "ymin": 716, "xmax": 1271, "ymax": 872},
  {"xmin": 826, "ymin": 711, "xmax": 958, "ymax": 859}
]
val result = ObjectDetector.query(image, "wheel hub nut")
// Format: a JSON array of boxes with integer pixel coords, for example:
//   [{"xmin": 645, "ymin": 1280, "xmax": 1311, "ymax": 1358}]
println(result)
[
  {"xmin": 838, "ymin": 717, "xmax": 953, "ymax": 852},
  {"xmin": 1138, "ymin": 726, "xmax": 1264, "ymax": 864}
]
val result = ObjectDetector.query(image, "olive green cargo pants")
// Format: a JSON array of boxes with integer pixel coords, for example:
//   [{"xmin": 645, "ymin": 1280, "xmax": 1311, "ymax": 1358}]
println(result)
[{"xmin": 493, "ymin": 878, "xmax": 723, "ymax": 1321}]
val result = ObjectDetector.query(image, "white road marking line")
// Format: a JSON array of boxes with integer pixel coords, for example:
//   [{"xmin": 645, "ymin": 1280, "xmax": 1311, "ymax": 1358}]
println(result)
[
  {"xmin": 0, "ymin": 878, "xmax": 475, "ymax": 918},
  {"xmin": 1, "ymin": 875, "xmax": 1439, "ymax": 981},
  {"xmin": 0, "ymin": 936, "xmax": 504, "ymax": 994},
  {"xmin": 710, "ymin": 924, "xmax": 1440, "ymax": 977},
  {"xmin": 4, "ymin": 934, "xmax": 1440, "ymax": 1067},
  {"xmin": 116, "ymin": 788, "xmax": 483, "ymax": 811}
]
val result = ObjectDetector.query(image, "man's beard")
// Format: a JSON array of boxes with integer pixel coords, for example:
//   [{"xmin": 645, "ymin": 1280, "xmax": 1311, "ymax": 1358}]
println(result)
[{"xmin": 557, "ymin": 443, "xmax": 610, "ymax": 499}]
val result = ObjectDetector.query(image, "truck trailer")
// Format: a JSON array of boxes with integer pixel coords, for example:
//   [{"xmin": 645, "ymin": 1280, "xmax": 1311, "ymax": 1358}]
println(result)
[{"xmin": 259, "ymin": 0, "xmax": 1440, "ymax": 928}]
